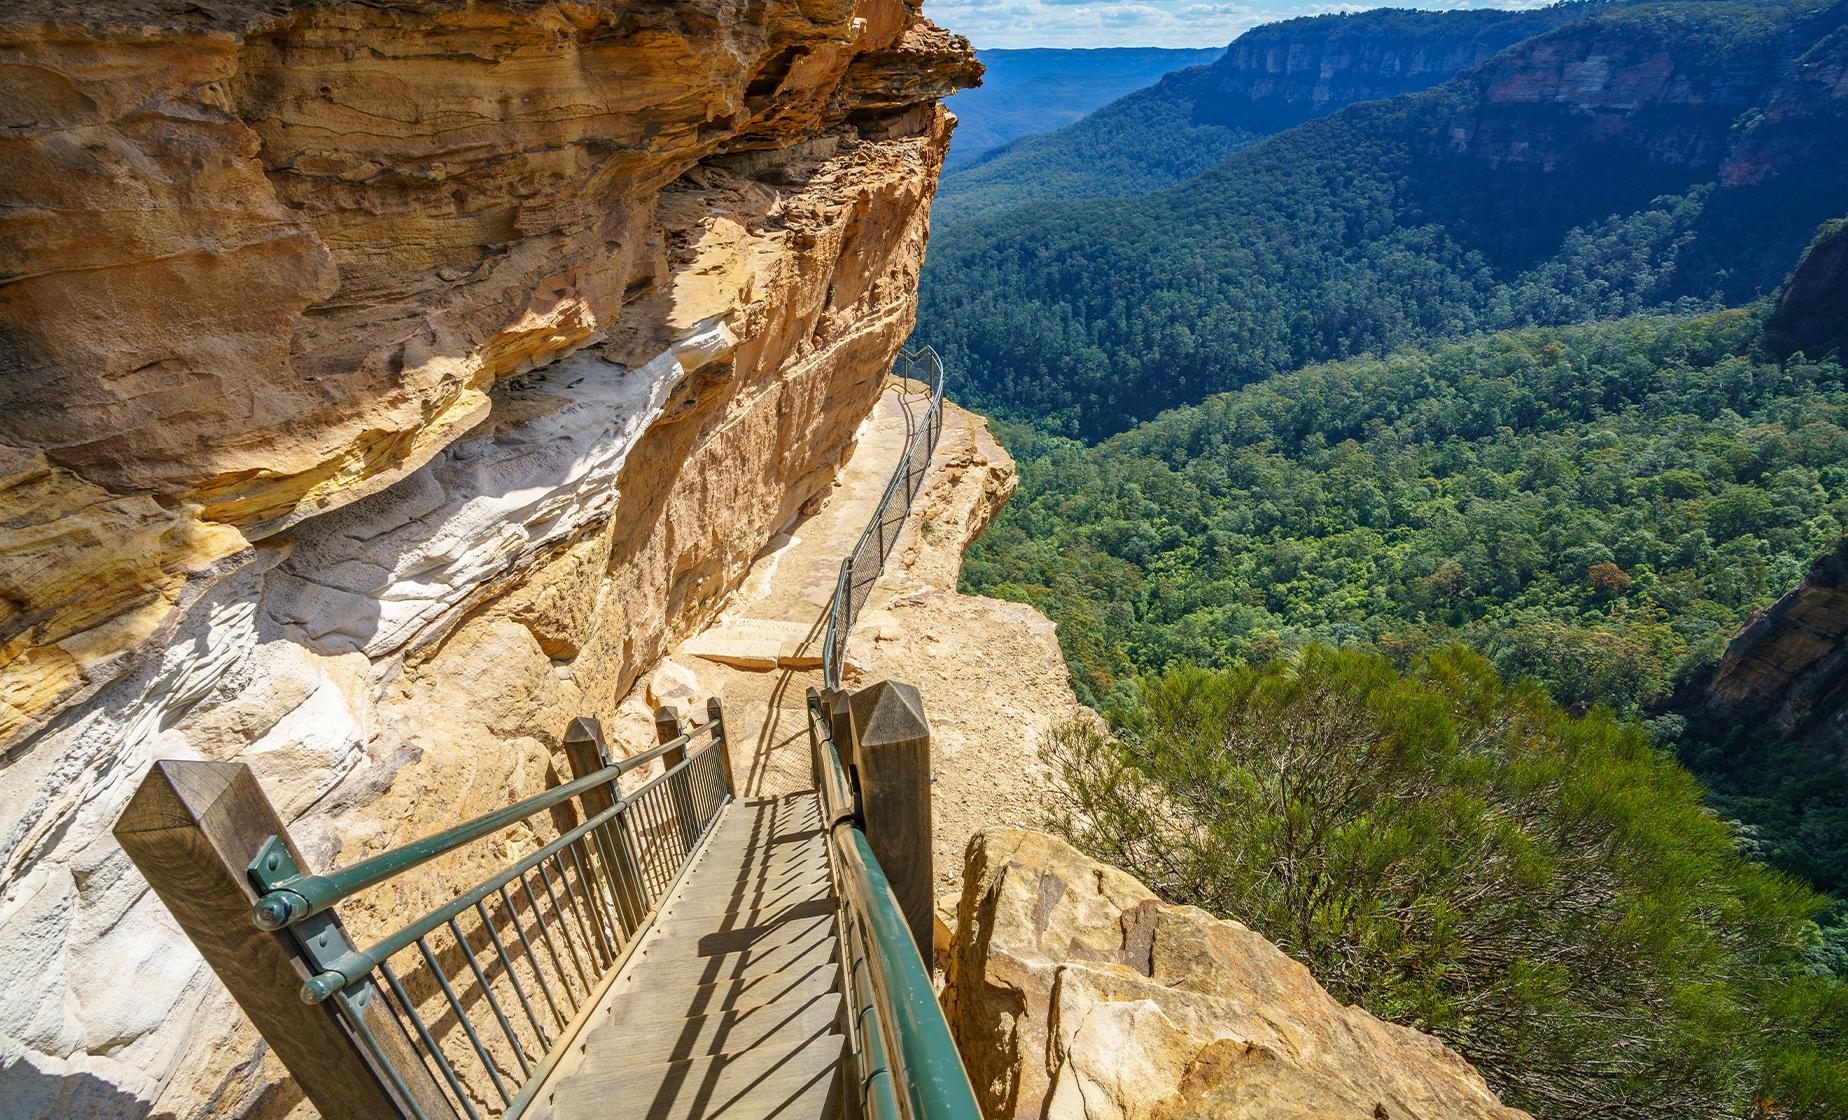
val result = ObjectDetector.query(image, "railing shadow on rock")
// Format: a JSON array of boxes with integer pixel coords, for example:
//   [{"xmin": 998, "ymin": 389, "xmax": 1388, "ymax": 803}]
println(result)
[
  {"xmin": 822, "ymin": 345, "xmax": 946, "ymax": 690},
  {"xmin": 115, "ymin": 704, "xmax": 734, "ymax": 1120}
]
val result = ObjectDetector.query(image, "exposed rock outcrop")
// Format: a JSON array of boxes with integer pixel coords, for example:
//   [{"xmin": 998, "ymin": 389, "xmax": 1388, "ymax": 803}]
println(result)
[
  {"xmin": 943, "ymin": 829, "xmax": 1530, "ymax": 1120},
  {"xmin": 1702, "ymin": 536, "xmax": 1848, "ymax": 754},
  {"xmin": 1447, "ymin": 2, "xmax": 1848, "ymax": 178},
  {"xmin": 1194, "ymin": 5, "xmax": 1583, "ymax": 134},
  {"xmin": 0, "ymin": 1, "xmax": 975, "ymax": 1114},
  {"xmin": 1767, "ymin": 218, "xmax": 1848, "ymax": 360}
]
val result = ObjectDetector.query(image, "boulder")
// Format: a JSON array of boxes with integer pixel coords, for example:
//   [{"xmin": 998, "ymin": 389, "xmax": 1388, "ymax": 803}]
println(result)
[{"xmin": 943, "ymin": 829, "xmax": 1530, "ymax": 1120}]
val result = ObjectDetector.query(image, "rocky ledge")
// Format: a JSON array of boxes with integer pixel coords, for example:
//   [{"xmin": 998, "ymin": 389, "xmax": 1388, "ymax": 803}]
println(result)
[
  {"xmin": 943, "ymin": 829, "xmax": 1530, "ymax": 1120},
  {"xmin": 1702, "ymin": 536, "xmax": 1848, "ymax": 756}
]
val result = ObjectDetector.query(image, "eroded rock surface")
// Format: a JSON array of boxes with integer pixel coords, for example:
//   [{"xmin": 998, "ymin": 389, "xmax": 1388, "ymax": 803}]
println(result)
[
  {"xmin": 1703, "ymin": 536, "xmax": 1848, "ymax": 754},
  {"xmin": 943, "ymin": 829, "xmax": 1530, "ymax": 1120},
  {"xmin": 0, "ymin": 1, "xmax": 975, "ymax": 1113}
]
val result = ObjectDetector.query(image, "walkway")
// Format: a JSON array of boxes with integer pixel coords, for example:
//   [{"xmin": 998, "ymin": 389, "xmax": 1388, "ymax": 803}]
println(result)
[
  {"xmin": 532, "ymin": 792, "xmax": 842, "ymax": 1119},
  {"xmin": 664, "ymin": 385, "xmax": 924, "ymax": 797}
]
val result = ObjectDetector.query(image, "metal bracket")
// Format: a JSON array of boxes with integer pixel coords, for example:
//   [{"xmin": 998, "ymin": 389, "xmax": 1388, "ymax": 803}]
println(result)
[{"xmin": 248, "ymin": 835, "xmax": 359, "ymax": 993}]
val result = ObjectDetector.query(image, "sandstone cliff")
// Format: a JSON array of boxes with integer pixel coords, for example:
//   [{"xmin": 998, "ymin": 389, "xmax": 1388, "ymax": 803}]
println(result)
[
  {"xmin": 1446, "ymin": 1, "xmax": 1848, "ymax": 180},
  {"xmin": 1701, "ymin": 536, "xmax": 1848, "ymax": 755},
  {"xmin": 943, "ymin": 829, "xmax": 1530, "ymax": 1120},
  {"xmin": 0, "ymin": 1, "xmax": 975, "ymax": 1114},
  {"xmin": 1192, "ymin": 5, "xmax": 1584, "ymax": 134},
  {"xmin": 1767, "ymin": 217, "xmax": 1848, "ymax": 361}
]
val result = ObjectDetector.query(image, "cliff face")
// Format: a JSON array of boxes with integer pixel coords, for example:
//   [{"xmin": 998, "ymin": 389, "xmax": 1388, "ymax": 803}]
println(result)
[
  {"xmin": 1702, "ymin": 537, "xmax": 1848, "ymax": 755},
  {"xmin": 944, "ymin": 829, "xmax": 1530, "ymax": 1120},
  {"xmin": 1444, "ymin": 2, "xmax": 1848, "ymax": 178},
  {"xmin": 1766, "ymin": 218, "xmax": 1848, "ymax": 360},
  {"xmin": 1193, "ymin": 6, "xmax": 1583, "ymax": 134},
  {"xmin": 0, "ymin": 1, "xmax": 974, "ymax": 1114}
]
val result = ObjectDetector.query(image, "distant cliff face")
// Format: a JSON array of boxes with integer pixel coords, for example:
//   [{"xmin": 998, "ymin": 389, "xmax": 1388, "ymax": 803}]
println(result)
[
  {"xmin": 934, "ymin": 5, "xmax": 1589, "ymax": 222},
  {"xmin": 1703, "ymin": 537, "xmax": 1848, "ymax": 755},
  {"xmin": 1191, "ymin": 6, "xmax": 1585, "ymax": 134},
  {"xmin": 1446, "ymin": 2, "xmax": 1848, "ymax": 178},
  {"xmin": 0, "ymin": 1, "xmax": 974, "ymax": 1114},
  {"xmin": 1767, "ymin": 218, "xmax": 1848, "ymax": 359}
]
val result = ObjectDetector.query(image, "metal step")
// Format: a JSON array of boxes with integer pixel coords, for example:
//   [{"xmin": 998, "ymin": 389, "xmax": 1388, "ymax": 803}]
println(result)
[
  {"xmin": 635, "ymin": 916, "xmax": 838, "ymax": 975},
  {"xmin": 580, "ymin": 986, "xmax": 842, "ymax": 1063},
  {"xmin": 538, "ymin": 792, "xmax": 845, "ymax": 1120},
  {"xmin": 550, "ymin": 1030, "xmax": 845, "ymax": 1120}
]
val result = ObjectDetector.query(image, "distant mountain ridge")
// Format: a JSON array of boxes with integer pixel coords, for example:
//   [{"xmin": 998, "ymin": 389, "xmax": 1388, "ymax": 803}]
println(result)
[
  {"xmin": 918, "ymin": 0, "xmax": 1848, "ymax": 439},
  {"xmin": 942, "ymin": 47, "xmax": 1221, "ymax": 172},
  {"xmin": 937, "ymin": 3, "xmax": 1595, "ymax": 222}
]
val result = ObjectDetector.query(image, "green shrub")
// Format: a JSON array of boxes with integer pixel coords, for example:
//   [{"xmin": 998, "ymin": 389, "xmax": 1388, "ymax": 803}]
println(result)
[{"xmin": 1046, "ymin": 645, "xmax": 1847, "ymax": 1119}]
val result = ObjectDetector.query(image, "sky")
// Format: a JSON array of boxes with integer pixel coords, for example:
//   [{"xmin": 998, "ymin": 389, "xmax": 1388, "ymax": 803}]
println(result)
[{"xmin": 925, "ymin": 0, "xmax": 1561, "ymax": 50}]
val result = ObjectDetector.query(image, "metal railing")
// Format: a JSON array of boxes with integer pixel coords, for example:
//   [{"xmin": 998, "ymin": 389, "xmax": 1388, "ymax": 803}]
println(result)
[
  {"xmin": 806, "ymin": 688, "xmax": 982, "ymax": 1120},
  {"xmin": 822, "ymin": 345, "xmax": 946, "ymax": 689},
  {"xmin": 247, "ymin": 710, "xmax": 733, "ymax": 1120}
]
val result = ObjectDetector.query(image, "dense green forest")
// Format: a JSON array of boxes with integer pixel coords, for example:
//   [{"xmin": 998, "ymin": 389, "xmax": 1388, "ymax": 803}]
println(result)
[
  {"xmin": 919, "ymin": 0, "xmax": 1848, "ymax": 440},
  {"xmin": 962, "ymin": 305, "xmax": 1848, "ymax": 888},
  {"xmin": 931, "ymin": 4, "xmax": 1848, "ymax": 1109},
  {"xmin": 935, "ymin": 73, "xmax": 1258, "ymax": 224},
  {"xmin": 1045, "ymin": 648, "xmax": 1847, "ymax": 1119},
  {"xmin": 935, "ymin": 4, "xmax": 1586, "ymax": 223}
]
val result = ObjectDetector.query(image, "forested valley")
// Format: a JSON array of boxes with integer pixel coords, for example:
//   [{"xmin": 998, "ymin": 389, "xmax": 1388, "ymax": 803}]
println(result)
[{"xmin": 925, "ymin": 2, "xmax": 1848, "ymax": 1114}]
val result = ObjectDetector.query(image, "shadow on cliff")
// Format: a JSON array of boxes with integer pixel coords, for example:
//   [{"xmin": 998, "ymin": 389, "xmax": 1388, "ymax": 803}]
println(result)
[{"xmin": 0, "ymin": 1054, "xmax": 303, "ymax": 1120}]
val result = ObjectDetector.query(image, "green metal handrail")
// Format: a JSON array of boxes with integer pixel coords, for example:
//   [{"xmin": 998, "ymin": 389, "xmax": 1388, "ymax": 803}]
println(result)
[
  {"xmin": 293, "ymin": 748, "xmax": 702, "ymax": 1003},
  {"xmin": 246, "ymin": 709, "xmax": 734, "ymax": 1120},
  {"xmin": 808, "ymin": 689, "xmax": 981, "ymax": 1120},
  {"xmin": 822, "ymin": 345, "xmax": 946, "ymax": 689},
  {"xmin": 249, "ymin": 727, "xmax": 709, "ymax": 931}
]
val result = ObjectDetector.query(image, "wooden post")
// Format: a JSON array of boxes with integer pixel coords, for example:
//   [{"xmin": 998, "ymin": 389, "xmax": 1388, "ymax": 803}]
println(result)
[
  {"xmin": 563, "ymin": 717, "xmax": 646, "ymax": 932},
  {"xmin": 113, "ymin": 761, "xmax": 455, "ymax": 1120},
  {"xmin": 827, "ymin": 688, "xmax": 857, "ymax": 773},
  {"xmin": 654, "ymin": 705, "xmax": 699, "ymax": 848},
  {"xmin": 707, "ymin": 697, "xmax": 735, "ymax": 796},
  {"xmin": 654, "ymin": 705, "xmax": 687, "ymax": 767},
  {"xmin": 847, "ymin": 680, "xmax": 934, "ymax": 957}
]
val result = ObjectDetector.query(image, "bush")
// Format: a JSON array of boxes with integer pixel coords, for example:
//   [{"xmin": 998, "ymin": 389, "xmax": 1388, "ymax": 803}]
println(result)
[{"xmin": 1045, "ymin": 645, "xmax": 1847, "ymax": 1119}]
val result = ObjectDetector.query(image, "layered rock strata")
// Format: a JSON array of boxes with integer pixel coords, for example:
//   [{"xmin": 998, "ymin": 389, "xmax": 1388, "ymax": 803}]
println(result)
[
  {"xmin": 1196, "ymin": 5, "xmax": 1581, "ymax": 133},
  {"xmin": 0, "ymin": 1, "xmax": 974, "ymax": 1114},
  {"xmin": 1448, "ymin": 2, "xmax": 1848, "ymax": 178},
  {"xmin": 1702, "ymin": 536, "xmax": 1848, "ymax": 755},
  {"xmin": 943, "ymin": 829, "xmax": 1531, "ymax": 1120}
]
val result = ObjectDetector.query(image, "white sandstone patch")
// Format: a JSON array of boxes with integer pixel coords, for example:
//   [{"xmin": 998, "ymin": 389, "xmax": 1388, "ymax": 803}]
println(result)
[{"xmin": 264, "ymin": 322, "xmax": 734, "ymax": 659}]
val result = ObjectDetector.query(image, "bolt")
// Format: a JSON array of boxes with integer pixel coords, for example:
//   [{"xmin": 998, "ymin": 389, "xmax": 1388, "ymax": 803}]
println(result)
[{"xmin": 252, "ymin": 896, "xmax": 290, "ymax": 931}]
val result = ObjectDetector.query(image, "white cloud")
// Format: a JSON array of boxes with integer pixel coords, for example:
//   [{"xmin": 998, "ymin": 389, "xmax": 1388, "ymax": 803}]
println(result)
[{"xmin": 925, "ymin": 0, "xmax": 1558, "ymax": 49}]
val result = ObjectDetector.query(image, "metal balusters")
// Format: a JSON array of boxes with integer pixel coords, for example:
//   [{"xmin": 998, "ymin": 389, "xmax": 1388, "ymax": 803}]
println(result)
[
  {"xmin": 565, "ymin": 842, "xmax": 618, "ymax": 961},
  {"xmin": 148, "ymin": 713, "xmax": 733, "ymax": 1119},
  {"xmin": 383, "ymin": 961, "xmax": 481, "ymax": 1120},
  {"xmin": 534, "ymin": 865, "xmax": 593, "ymax": 1000},
  {"xmin": 416, "ymin": 936, "xmax": 510, "ymax": 1108},
  {"xmin": 475, "ymin": 899, "xmax": 550, "ymax": 1051},
  {"xmin": 498, "ymin": 884, "xmax": 565, "ymax": 1032},
  {"xmin": 821, "ymin": 346, "xmax": 945, "ymax": 690},
  {"xmin": 520, "ymin": 873, "xmax": 583, "ymax": 1005},
  {"xmin": 447, "ymin": 917, "xmax": 531, "ymax": 1079},
  {"xmin": 542, "ymin": 854, "xmax": 603, "ymax": 973}
]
